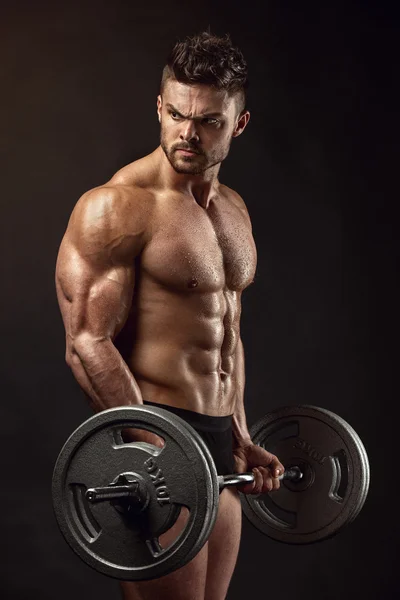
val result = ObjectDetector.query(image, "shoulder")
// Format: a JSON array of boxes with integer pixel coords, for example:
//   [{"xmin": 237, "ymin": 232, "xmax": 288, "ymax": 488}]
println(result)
[
  {"xmin": 72, "ymin": 182, "xmax": 153, "ymax": 227},
  {"xmin": 62, "ymin": 183, "xmax": 154, "ymax": 266}
]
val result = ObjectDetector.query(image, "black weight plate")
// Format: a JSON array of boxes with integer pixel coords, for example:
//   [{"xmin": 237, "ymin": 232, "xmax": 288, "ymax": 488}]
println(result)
[
  {"xmin": 52, "ymin": 405, "xmax": 219, "ymax": 580},
  {"xmin": 169, "ymin": 417, "xmax": 220, "ymax": 550},
  {"xmin": 240, "ymin": 405, "xmax": 370, "ymax": 544},
  {"xmin": 318, "ymin": 406, "xmax": 370, "ymax": 526},
  {"xmin": 143, "ymin": 410, "xmax": 220, "ymax": 553}
]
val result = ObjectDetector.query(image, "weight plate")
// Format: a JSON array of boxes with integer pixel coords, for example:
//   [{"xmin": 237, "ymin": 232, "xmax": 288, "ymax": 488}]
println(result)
[
  {"xmin": 169, "ymin": 417, "xmax": 219, "ymax": 550},
  {"xmin": 52, "ymin": 405, "xmax": 219, "ymax": 580},
  {"xmin": 240, "ymin": 405, "xmax": 370, "ymax": 544}
]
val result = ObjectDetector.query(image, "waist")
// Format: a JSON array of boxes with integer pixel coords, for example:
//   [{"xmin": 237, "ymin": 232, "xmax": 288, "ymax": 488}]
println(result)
[{"xmin": 143, "ymin": 400, "xmax": 233, "ymax": 432}]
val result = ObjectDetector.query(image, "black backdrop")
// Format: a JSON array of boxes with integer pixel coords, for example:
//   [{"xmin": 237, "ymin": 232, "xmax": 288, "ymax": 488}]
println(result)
[{"xmin": 1, "ymin": 1, "xmax": 398, "ymax": 598}]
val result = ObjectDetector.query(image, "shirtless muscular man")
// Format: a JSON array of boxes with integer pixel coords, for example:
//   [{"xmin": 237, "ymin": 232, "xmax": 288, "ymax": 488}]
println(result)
[{"xmin": 56, "ymin": 31, "xmax": 284, "ymax": 600}]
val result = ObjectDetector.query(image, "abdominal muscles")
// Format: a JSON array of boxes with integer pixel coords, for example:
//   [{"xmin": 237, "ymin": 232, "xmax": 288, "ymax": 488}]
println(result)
[{"xmin": 114, "ymin": 281, "xmax": 241, "ymax": 415}]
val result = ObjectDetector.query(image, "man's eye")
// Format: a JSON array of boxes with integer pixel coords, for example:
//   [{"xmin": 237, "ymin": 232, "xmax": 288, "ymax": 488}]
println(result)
[
  {"xmin": 170, "ymin": 112, "xmax": 181, "ymax": 119},
  {"xmin": 203, "ymin": 118, "xmax": 218, "ymax": 125}
]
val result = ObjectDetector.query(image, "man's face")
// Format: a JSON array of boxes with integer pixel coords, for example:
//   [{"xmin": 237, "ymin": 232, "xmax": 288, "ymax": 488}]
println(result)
[{"xmin": 157, "ymin": 79, "xmax": 249, "ymax": 175}]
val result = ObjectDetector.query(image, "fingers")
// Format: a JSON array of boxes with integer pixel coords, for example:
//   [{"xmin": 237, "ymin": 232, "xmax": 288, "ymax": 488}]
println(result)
[
  {"xmin": 121, "ymin": 428, "xmax": 165, "ymax": 448},
  {"xmin": 237, "ymin": 480, "xmax": 258, "ymax": 495},
  {"xmin": 268, "ymin": 454, "xmax": 285, "ymax": 479},
  {"xmin": 249, "ymin": 467, "xmax": 279, "ymax": 494},
  {"xmin": 235, "ymin": 467, "xmax": 282, "ymax": 495},
  {"xmin": 251, "ymin": 453, "xmax": 285, "ymax": 494},
  {"xmin": 235, "ymin": 448, "xmax": 286, "ymax": 495},
  {"xmin": 236, "ymin": 470, "xmax": 266, "ymax": 495}
]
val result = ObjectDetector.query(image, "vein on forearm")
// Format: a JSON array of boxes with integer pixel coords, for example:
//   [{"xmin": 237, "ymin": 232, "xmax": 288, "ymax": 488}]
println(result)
[
  {"xmin": 69, "ymin": 337, "xmax": 143, "ymax": 411},
  {"xmin": 232, "ymin": 338, "xmax": 252, "ymax": 448}
]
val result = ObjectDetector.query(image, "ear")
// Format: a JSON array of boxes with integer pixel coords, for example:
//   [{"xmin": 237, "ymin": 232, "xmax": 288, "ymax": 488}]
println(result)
[
  {"xmin": 232, "ymin": 110, "xmax": 250, "ymax": 138},
  {"xmin": 157, "ymin": 95, "xmax": 162, "ymax": 123}
]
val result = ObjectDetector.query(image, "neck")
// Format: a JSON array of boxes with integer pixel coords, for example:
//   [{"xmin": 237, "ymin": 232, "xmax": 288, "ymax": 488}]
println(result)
[{"xmin": 154, "ymin": 146, "xmax": 221, "ymax": 208}]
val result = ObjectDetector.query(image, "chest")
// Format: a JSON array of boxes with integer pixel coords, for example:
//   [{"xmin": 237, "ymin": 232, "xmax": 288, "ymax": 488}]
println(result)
[{"xmin": 142, "ymin": 198, "xmax": 257, "ymax": 292}]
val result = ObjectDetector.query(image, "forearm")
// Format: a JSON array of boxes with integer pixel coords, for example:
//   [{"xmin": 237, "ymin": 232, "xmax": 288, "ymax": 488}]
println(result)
[
  {"xmin": 231, "ymin": 338, "xmax": 252, "ymax": 449},
  {"xmin": 68, "ymin": 337, "xmax": 143, "ymax": 412}
]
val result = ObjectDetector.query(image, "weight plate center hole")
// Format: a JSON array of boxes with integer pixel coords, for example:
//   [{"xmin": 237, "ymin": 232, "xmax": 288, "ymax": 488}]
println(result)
[{"xmin": 283, "ymin": 460, "xmax": 314, "ymax": 492}]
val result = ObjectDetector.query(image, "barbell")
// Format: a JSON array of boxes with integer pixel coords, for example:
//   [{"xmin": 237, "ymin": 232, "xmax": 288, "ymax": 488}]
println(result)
[{"xmin": 52, "ymin": 404, "xmax": 370, "ymax": 581}]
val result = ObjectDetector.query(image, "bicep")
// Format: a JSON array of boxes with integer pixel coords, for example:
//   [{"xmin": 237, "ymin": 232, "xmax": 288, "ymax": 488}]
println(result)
[
  {"xmin": 56, "ymin": 185, "xmax": 147, "ymax": 354},
  {"xmin": 56, "ymin": 237, "xmax": 135, "ymax": 351}
]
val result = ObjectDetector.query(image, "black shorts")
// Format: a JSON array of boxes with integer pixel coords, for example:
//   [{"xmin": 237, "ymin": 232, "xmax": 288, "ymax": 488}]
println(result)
[{"xmin": 143, "ymin": 400, "xmax": 235, "ymax": 476}]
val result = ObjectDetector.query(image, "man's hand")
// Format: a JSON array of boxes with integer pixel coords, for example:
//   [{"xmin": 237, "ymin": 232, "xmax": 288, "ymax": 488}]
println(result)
[
  {"xmin": 233, "ymin": 443, "xmax": 285, "ymax": 494},
  {"xmin": 121, "ymin": 427, "xmax": 165, "ymax": 448}
]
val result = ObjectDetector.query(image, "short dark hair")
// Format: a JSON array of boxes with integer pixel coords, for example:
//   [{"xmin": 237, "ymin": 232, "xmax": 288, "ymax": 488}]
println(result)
[{"xmin": 161, "ymin": 31, "xmax": 248, "ymax": 115}]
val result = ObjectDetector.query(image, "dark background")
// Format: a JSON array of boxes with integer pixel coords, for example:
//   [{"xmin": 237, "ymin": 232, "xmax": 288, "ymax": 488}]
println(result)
[{"xmin": 1, "ymin": 1, "xmax": 398, "ymax": 598}]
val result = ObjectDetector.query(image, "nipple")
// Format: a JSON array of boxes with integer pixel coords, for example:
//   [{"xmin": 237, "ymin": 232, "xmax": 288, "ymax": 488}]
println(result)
[{"xmin": 188, "ymin": 278, "xmax": 198, "ymax": 288}]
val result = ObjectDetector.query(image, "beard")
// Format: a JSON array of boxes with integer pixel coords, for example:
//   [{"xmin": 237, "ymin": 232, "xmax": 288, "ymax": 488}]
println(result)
[{"xmin": 160, "ymin": 128, "xmax": 232, "ymax": 175}]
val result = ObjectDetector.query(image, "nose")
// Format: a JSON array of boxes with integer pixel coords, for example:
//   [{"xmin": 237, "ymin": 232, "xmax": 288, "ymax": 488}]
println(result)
[{"xmin": 180, "ymin": 119, "xmax": 200, "ymax": 143}]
